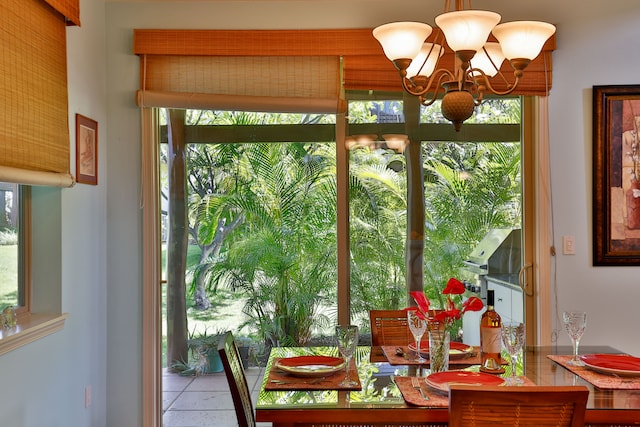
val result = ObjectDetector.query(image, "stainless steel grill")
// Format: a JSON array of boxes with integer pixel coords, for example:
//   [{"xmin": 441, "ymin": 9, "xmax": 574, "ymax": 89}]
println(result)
[
  {"xmin": 462, "ymin": 228, "xmax": 522, "ymax": 299},
  {"xmin": 461, "ymin": 228, "xmax": 523, "ymax": 344}
]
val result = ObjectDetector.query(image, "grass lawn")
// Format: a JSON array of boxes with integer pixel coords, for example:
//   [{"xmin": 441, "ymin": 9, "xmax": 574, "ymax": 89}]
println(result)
[
  {"xmin": 0, "ymin": 244, "xmax": 18, "ymax": 308},
  {"xmin": 161, "ymin": 244, "xmax": 249, "ymax": 367}
]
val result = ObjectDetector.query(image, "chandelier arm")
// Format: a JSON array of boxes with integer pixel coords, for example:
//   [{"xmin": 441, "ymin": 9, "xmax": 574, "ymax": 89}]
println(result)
[
  {"xmin": 418, "ymin": 72, "xmax": 452, "ymax": 107},
  {"xmin": 401, "ymin": 68, "xmax": 454, "ymax": 99},
  {"xmin": 491, "ymin": 68, "xmax": 511, "ymax": 87},
  {"xmin": 473, "ymin": 91, "xmax": 484, "ymax": 106},
  {"xmin": 468, "ymin": 68, "xmax": 522, "ymax": 96}
]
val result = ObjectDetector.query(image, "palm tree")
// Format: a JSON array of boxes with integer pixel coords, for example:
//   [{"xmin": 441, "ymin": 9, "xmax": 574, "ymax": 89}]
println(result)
[
  {"xmin": 198, "ymin": 142, "xmax": 337, "ymax": 346},
  {"xmin": 348, "ymin": 147, "xmax": 407, "ymax": 314}
]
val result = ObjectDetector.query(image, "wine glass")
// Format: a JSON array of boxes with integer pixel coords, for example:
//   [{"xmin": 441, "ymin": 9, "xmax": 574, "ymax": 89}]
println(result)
[
  {"xmin": 501, "ymin": 322, "xmax": 525, "ymax": 385},
  {"xmin": 563, "ymin": 311, "xmax": 587, "ymax": 366},
  {"xmin": 407, "ymin": 310, "xmax": 427, "ymax": 363},
  {"xmin": 336, "ymin": 325, "xmax": 359, "ymax": 387}
]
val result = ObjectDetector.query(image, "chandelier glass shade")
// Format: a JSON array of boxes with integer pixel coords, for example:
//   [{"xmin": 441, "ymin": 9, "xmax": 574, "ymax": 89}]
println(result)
[
  {"xmin": 344, "ymin": 134, "xmax": 409, "ymax": 153},
  {"xmin": 372, "ymin": 3, "xmax": 556, "ymax": 131}
]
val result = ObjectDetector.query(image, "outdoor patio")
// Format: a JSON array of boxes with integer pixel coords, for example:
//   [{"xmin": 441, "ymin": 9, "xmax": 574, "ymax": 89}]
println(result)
[{"xmin": 163, "ymin": 366, "xmax": 269, "ymax": 427}]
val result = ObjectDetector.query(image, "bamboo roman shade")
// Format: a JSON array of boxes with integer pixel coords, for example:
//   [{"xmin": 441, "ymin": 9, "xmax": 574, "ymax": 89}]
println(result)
[
  {"xmin": 133, "ymin": 29, "xmax": 555, "ymax": 97},
  {"xmin": 134, "ymin": 30, "xmax": 346, "ymax": 113},
  {"xmin": 0, "ymin": 0, "xmax": 77, "ymax": 187},
  {"xmin": 137, "ymin": 55, "xmax": 345, "ymax": 113},
  {"xmin": 43, "ymin": 0, "xmax": 80, "ymax": 26}
]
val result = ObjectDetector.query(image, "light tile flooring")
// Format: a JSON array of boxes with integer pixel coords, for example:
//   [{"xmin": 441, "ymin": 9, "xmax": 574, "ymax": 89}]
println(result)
[{"xmin": 162, "ymin": 367, "xmax": 270, "ymax": 427}]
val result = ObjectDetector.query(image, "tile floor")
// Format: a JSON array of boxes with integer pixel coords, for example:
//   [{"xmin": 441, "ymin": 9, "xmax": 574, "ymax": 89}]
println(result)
[{"xmin": 162, "ymin": 366, "xmax": 270, "ymax": 427}]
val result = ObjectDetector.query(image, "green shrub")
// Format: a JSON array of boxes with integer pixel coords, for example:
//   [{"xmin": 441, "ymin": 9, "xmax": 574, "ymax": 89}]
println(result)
[{"xmin": 0, "ymin": 229, "xmax": 17, "ymax": 246}]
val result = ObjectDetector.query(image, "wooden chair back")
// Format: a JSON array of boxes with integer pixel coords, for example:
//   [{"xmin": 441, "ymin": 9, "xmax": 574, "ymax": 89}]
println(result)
[
  {"xmin": 369, "ymin": 309, "xmax": 412, "ymax": 346},
  {"xmin": 448, "ymin": 385, "xmax": 589, "ymax": 427},
  {"xmin": 217, "ymin": 331, "xmax": 256, "ymax": 427}
]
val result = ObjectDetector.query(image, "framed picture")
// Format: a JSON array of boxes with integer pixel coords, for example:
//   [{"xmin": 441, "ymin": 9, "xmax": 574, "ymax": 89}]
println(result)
[
  {"xmin": 593, "ymin": 85, "xmax": 640, "ymax": 265},
  {"xmin": 76, "ymin": 114, "xmax": 98, "ymax": 185}
]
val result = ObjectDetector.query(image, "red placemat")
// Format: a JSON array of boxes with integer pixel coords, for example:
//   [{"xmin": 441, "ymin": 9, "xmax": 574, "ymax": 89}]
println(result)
[
  {"xmin": 395, "ymin": 375, "xmax": 537, "ymax": 407},
  {"xmin": 382, "ymin": 345, "xmax": 507, "ymax": 366},
  {"xmin": 264, "ymin": 357, "xmax": 361, "ymax": 391},
  {"xmin": 548, "ymin": 354, "xmax": 640, "ymax": 390}
]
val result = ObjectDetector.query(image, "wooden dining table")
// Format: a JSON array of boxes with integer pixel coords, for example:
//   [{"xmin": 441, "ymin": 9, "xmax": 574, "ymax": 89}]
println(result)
[{"xmin": 255, "ymin": 344, "xmax": 640, "ymax": 427}]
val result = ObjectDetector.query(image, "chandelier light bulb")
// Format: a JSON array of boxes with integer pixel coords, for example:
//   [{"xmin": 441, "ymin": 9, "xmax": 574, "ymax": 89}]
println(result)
[
  {"xmin": 435, "ymin": 10, "xmax": 501, "ymax": 53},
  {"xmin": 470, "ymin": 42, "xmax": 505, "ymax": 77},
  {"xmin": 345, "ymin": 134, "xmax": 377, "ymax": 150},
  {"xmin": 382, "ymin": 134, "xmax": 409, "ymax": 152},
  {"xmin": 372, "ymin": 22, "xmax": 433, "ymax": 62},
  {"xmin": 405, "ymin": 43, "xmax": 445, "ymax": 79},
  {"xmin": 492, "ymin": 21, "xmax": 556, "ymax": 60}
]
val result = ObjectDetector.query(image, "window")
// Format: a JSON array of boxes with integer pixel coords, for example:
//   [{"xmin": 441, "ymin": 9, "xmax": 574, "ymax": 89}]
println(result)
[
  {"xmin": 0, "ymin": 0, "xmax": 75, "ymax": 354},
  {"xmin": 0, "ymin": 183, "xmax": 23, "ymax": 312},
  {"xmin": 159, "ymin": 109, "xmax": 339, "ymax": 358},
  {"xmin": 0, "ymin": 184, "xmax": 67, "ymax": 355},
  {"xmin": 156, "ymin": 96, "xmax": 525, "ymax": 353}
]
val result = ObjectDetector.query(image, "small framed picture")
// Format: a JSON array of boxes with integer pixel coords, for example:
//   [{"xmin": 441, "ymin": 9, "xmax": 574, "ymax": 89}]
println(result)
[{"xmin": 76, "ymin": 114, "xmax": 98, "ymax": 185}]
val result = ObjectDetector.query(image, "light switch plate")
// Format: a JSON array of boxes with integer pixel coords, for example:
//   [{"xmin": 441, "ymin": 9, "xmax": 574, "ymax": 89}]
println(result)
[{"xmin": 562, "ymin": 235, "xmax": 575, "ymax": 255}]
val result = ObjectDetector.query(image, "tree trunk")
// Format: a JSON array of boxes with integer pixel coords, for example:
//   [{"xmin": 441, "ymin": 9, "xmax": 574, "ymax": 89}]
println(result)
[
  {"xmin": 193, "ymin": 243, "xmax": 213, "ymax": 310},
  {"xmin": 192, "ymin": 214, "xmax": 244, "ymax": 310},
  {"xmin": 0, "ymin": 190, "xmax": 7, "ymax": 227},
  {"xmin": 166, "ymin": 109, "xmax": 189, "ymax": 367}
]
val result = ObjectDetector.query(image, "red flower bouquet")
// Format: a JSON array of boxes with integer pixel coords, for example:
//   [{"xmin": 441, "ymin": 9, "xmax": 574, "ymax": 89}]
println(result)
[
  {"xmin": 407, "ymin": 277, "xmax": 484, "ymax": 327},
  {"xmin": 406, "ymin": 278, "xmax": 484, "ymax": 372}
]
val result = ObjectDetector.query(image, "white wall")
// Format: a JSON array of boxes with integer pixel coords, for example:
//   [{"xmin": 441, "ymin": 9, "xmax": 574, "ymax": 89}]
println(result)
[
  {"xmin": 545, "ymin": 3, "xmax": 640, "ymax": 353},
  {"xmin": 0, "ymin": 0, "xmax": 108, "ymax": 426},
  {"xmin": 103, "ymin": 0, "xmax": 640, "ymax": 425}
]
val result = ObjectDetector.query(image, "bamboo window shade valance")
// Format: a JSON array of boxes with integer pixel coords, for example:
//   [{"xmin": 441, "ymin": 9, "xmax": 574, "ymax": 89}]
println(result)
[
  {"xmin": 43, "ymin": 0, "xmax": 80, "ymax": 26},
  {"xmin": 0, "ymin": 0, "xmax": 78, "ymax": 187},
  {"xmin": 136, "ymin": 55, "xmax": 346, "ymax": 114},
  {"xmin": 133, "ymin": 29, "xmax": 555, "ymax": 101}
]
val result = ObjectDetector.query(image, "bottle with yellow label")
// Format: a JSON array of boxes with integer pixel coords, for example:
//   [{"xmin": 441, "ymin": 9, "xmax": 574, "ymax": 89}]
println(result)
[{"xmin": 480, "ymin": 289, "xmax": 504, "ymax": 373}]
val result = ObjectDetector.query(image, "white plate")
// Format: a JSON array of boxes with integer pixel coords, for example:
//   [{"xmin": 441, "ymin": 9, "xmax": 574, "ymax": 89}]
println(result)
[
  {"xmin": 275, "ymin": 356, "xmax": 345, "ymax": 377},
  {"xmin": 425, "ymin": 370, "xmax": 505, "ymax": 393},
  {"xmin": 407, "ymin": 341, "xmax": 474, "ymax": 358}
]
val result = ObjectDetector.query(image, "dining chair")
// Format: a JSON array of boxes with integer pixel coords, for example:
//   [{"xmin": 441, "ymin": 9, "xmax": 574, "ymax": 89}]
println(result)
[
  {"xmin": 448, "ymin": 384, "xmax": 589, "ymax": 427},
  {"xmin": 217, "ymin": 331, "xmax": 257, "ymax": 427},
  {"xmin": 369, "ymin": 309, "xmax": 412, "ymax": 346}
]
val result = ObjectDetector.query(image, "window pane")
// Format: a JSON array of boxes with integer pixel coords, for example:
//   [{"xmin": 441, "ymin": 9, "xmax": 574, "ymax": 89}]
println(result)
[
  {"xmin": 348, "ymin": 100, "xmax": 404, "ymax": 124},
  {"xmin": 347, "ymin": 99, "xmax": 408, "ymax": 337},
  {"xmin": 157, "ymin": 98, "xmax": 522, "ymax": 362},
  {"xmin": 349, "ymin": 142, "xmax": 407, "ymax": 317},
  {"xmin": 0, "ymin": 183, "xmax": 19, "ymax": 309},
  {"xmin": 159, "ymin": 109, "xmax": 338, "ymax": 369},
  {"xmin": 347, "ymin": 97, "xmax": 522, "ymax": 343}
]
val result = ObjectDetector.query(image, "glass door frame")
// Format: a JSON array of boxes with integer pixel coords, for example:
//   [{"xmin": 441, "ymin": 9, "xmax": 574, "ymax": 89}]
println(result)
[{"xmin": 139, "ymin": 98, "xmax": 550, "ymax": 427}]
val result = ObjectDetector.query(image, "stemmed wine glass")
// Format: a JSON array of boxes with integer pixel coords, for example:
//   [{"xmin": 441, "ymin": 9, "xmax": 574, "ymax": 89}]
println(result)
[
  {"xmin": 407, "ymin": 310, "xmax": 427, "ymax": 363},
  {"xmin": 336, "ymin": 325, "xmax": 359, "ymax": 387},
  {"xmin": 501, "ymin": 322, "xmax": 525, "ymax": 385},
  {"xmin": 563, "ymin": 311, "xmax": 587, "ymax": 366}
]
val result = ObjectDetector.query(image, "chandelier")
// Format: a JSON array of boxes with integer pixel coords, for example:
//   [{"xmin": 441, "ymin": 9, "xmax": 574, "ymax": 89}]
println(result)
[{"xmin": 372, "ymin": 1, "xmax": 555, "ymax": 131}]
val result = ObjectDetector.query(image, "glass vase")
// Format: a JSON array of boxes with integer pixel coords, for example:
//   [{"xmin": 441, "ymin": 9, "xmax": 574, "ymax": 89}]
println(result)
[{"xmin": 428, "ymin": 328, "xmax": 450, "ymax": 374}]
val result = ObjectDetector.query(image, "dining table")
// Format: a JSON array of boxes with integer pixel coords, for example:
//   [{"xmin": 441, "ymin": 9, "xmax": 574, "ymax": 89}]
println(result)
[{"xmin": 255, "ymin": 344, "xmax": 640, "ymax": 427}]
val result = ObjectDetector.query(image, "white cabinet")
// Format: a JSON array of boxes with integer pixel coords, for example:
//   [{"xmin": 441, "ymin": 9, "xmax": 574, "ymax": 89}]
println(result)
[{"xmin": 487, "ymin": 280, "xmax": 523, "ymax": 323}]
